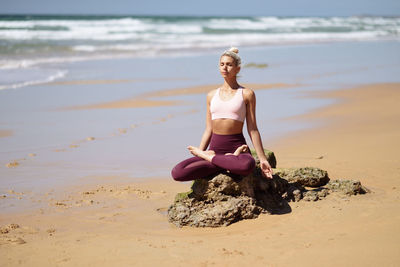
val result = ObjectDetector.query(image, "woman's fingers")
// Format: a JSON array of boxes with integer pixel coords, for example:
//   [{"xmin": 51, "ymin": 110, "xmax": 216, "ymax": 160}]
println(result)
[{"xmin": 260, "ymin": 162, "xmax": 273, "ymax": 179}]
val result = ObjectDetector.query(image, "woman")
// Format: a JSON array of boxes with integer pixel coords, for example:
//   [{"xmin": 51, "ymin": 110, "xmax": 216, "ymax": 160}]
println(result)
[{"xmin": 171, "ymin": 47, "xmax": 273, "ymax": 181}]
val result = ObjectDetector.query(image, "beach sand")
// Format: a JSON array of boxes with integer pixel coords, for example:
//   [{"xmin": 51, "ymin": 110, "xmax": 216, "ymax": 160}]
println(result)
[
  {"xmin": 1, "ymin": 83, "xmax": 399, "ymax": 266},
  {"xmin": 64, "ymin": 83, "xmax": 290, "ymax": 110},
  {"xmin": 0, "ymin": 130, "xmax": 13, "ymax": 138}
]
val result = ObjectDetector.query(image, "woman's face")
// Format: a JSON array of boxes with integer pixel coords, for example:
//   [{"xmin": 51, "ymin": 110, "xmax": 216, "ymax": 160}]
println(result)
[{"xmin": 219, "ymin": 56, "xmax": 240, "ymax": 79}]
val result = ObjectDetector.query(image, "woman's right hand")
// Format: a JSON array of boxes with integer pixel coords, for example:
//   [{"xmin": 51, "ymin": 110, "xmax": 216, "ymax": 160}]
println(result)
[{"xmin": 260, "ymin": 160, "xmax": 273, "ymax": 179}]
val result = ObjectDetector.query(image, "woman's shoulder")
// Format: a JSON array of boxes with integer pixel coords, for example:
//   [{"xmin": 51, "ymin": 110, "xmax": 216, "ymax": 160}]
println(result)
[
  {"xmin": 241, "ymin": 87, "xmax": 255, "ymax": 99},
  {"xmin": 207, "ymin": 88, "xmax": 218, "ymax": 99}
]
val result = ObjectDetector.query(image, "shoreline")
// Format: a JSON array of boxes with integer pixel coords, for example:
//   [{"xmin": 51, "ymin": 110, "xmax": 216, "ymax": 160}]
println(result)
[
  {"xmin": 62, "ymin": 83, "xmax": 292, "ymax": 110},
  {"xmin": 1, "ymin": 82, "xmax": 399, "ymax": 266}
]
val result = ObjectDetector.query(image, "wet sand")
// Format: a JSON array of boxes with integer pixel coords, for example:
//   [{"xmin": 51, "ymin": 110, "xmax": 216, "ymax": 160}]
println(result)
[
  {"xmin": 0, "ymin": 130, "xmax": 13, "ymax": 138},
  {"xmin": 65, "ymin": 83, "xmax": 291, "ymax": 110},
  {"xmin": 1, "ymin": 83, "xmax": 399, "ymax": 266}
]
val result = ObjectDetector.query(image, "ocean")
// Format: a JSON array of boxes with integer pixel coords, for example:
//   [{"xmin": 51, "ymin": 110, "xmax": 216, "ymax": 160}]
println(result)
[{"xmin": 1, "ymin": 14, "xmax": 399, "ymax": 90}]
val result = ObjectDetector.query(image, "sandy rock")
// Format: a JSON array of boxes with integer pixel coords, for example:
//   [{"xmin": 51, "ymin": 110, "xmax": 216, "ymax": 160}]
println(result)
[
  {"xmin": 282, "ymin": 184, "xmax": 304, "ymax": 202},
  {"xmin": 9, "ymin": 237, "xmax": 26, "ymax": 244},
  {"xmin": 325, "ymin": 179, "xmax": 369, "ymax": 195},
  {"xmin": 168, "ymin": 171, "xmax": 290, "ymax": 227},
  {"xmin": 168, "ymin": 166, "xmax": 369, "ymax": 227},
  {"xmin": 0, "ymin": 223, "xmax": 20, "ymax": 234},
  {"xmin": 250, "ymin": 148, "xmax": 277, "ymax": 168},
  {"xmin": 303, "ymin": 191, "xmax": 319, "ymax": 201},
  {"xmin": 6, "ymin": 161, "xmax": 19, "ymax": 168},
  {"xmin": 274, "ymin": 167, "xmax": 330, "ymax": 187}
]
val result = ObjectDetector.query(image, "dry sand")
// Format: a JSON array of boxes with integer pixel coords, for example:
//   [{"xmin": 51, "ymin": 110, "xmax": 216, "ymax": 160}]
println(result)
[{"xmin": 1, "ymin": 83, "xmax": 399, "ymax": 266}]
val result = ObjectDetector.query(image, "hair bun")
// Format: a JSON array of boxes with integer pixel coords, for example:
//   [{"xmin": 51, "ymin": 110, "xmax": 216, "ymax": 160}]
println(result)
[{"xmin": 229, "ymin": 47, "xmax": 239, "ymax": 54}]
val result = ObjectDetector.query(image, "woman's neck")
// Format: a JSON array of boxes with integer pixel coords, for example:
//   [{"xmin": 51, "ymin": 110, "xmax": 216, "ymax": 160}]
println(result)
[{"xmin": 222, "ymin": 78, "xmax": 240, "ymax": 90}]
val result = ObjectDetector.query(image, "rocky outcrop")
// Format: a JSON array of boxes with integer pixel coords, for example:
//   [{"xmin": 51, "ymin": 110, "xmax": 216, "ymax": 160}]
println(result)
[
  {"xmin": 168, "ymin": 166, "xmax": 369, "ymax": 228},
  {"xmin": 325, "ymin": 179, "xmax": 369, "ymax": 195},
  {"xmin": 168, "ymin": 171, "xmax": 290, "ymax": 227},
  {"xmin": 274, "ymin": 167, "xmax": 330, "ymax": 187}
]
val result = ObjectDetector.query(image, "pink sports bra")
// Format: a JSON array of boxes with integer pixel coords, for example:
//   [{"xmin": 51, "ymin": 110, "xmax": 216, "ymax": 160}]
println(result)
[{"xmin": 210, "ymin": 88, "xmax": 246, "ymax": 122}]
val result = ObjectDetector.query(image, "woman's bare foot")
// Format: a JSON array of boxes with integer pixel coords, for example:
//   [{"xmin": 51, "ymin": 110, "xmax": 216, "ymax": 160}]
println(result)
[
  {"xmin": 232, "ymin": 145, "xmax": 248, "ymax": 156},
  {"xmin": 187, "ymin": 146, "xmax": 216, "ymax": 162}
]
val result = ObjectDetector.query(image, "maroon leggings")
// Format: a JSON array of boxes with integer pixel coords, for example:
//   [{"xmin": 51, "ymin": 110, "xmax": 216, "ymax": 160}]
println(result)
[{"xmin": 171, "ymin": 133, "xmax": 255, "ymax": 182}]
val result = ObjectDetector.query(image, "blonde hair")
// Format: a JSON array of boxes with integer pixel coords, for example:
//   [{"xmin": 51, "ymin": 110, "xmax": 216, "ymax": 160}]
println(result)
[{"xmin": 220, "ymin": 47, "xmax": 241, "ymax": 66}]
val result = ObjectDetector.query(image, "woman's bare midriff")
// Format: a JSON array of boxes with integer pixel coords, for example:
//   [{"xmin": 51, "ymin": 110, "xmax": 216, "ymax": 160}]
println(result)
[{"xmin": 212, "ymin": 119, "xmax": 244, "ymax": 135}]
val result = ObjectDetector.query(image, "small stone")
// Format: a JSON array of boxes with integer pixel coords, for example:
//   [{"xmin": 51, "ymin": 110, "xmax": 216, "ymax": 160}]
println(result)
[
  {"xmin": 1, "ymin": 224, "xmax": 20, "ymax": 234},
  {"xmin": 47, "ymin": 228, "xmax": 56, "ymax": 234},
  {"xmin": 118, "ymin": 128, "xmax": 127, "ymax": 134},
  {"xmin": 86, "ymin": 137, "xmax": 95, "ymax": 141},
  {"xmin": 303, "ymin": 191, "xmax": 319, "ymax": 201},
  {"xmin": 8, "ymin": 224, "xmax": 20, "ymax": 230},
  {"xmin": 317, "ymin": 188, "xmax": 329, "ymax": 198},
  {"xmin": 6, "ymin": 161, "xmax": 19, "ymax": 168},
  {"xmin": 28, "ymin": 153, "xmax": 36, "ymax": 157},
  {"xmin": 292, "ymin": 189, "xmax": 302, "ymax": 202},
  {"xmin": 13, "ymin": 237, "xmax": 26, "ymax": 245},
  {"xmin": 10, "ymin": 237, "xmax": 26, "ymax": 244}
]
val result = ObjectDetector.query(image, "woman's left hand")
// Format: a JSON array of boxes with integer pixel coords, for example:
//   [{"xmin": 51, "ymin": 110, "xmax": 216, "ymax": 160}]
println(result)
[{"xmin": 260, "ymin": 160, "xmax": 273, "ymax": 179}]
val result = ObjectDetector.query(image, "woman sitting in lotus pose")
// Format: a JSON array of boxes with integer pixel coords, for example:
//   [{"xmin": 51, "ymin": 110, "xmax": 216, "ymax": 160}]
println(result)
[{"xmin": 171, "ymin": 47, "xmax": 273, "ymax": 181}]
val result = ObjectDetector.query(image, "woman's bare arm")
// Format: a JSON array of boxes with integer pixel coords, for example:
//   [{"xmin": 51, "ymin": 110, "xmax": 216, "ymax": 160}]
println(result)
[
  {"xmin": 198, "ymin": 90, "xmax": 214, "ymax": 150},
  {"xmin": 244, "ymin": 88, "xmax": 273, "ymax": 178}
]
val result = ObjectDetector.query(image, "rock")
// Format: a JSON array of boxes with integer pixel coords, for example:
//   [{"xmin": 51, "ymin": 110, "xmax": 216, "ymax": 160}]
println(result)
[
  {"xmin": 243, "ymin": 63, "xmax": 268, "ymax": 69},
  {"xmin": 302, "ymin": 188, "xmax": 330, "ymax": 202},
  {"xmin": 6, "ymin": 161, "xmax": 19, "ymax": 168},
  {"xmin": 250, "ymin": 148, "xmax": 277, "ymax": 168},
  {"xmin": 0, "ymin": 223, "xmax": 20, "ymax": 234},
  {"xmin": 168, "ymin": 165, "xmax": 369, "ymax": 228},
  {"xmin": 325, "ymin": 179, "xmax": 369, "ymax": 195},
  {"xmin": 9, "ymin": 237, "xmax": 26, "ymax": 245},
  {"xmin": 282, "ymin": 184, "xmax": 304, "ymax": 202},
  {"xmin": 168, "ymin": 171, "xmax": 290, "ymax": 227},
  {"xmin": 303, "ymin": 191, "xmax": 319, "ymax": 201},
  {"xmin": 317, "ymin": 188, "xmax": 330, "ymax": 198},
  {"xmin": 274, "ymin": 167, "xmax": 330, "ymax": 187}
]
